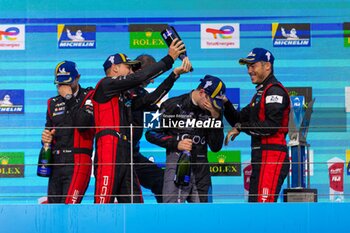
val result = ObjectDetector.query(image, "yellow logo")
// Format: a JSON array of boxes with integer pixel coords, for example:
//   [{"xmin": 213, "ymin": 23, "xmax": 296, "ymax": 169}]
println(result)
[
  {"xmin": 289, "ymin": 90, "xmax": 298, "ymax": 96},
  {"xmin": 217, "ymin": 154, "xmax": 226, "ymax": 164},
  {"xmin": 145, "ymin": 31, "xmax": 153, "ymax": 37},
  {"xmin": 0, "ymin": 156, "xmax": 9, "ymax": 165},
  {"xmin": 61, "ymin": 77, "xmax": 72, "ymax": 83}
]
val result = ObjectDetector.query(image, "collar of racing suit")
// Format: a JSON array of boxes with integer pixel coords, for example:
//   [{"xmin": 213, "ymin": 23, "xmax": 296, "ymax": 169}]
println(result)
[{"xmin": 255, "ymin": 73, "xmax": 276, "ymax": 92}]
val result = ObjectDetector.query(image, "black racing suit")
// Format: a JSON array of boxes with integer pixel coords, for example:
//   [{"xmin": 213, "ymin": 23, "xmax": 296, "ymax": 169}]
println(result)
[
  {"xmin": 224, "ymin": 74, "xmax": 290, "ymax": 202},
  {"xmin": 146, "ymin": 92, "xmax": 224, "ymax": 203},
  {"xmin": 130, "ymin": 72, "xmax": 180, "ymax": 203},
  {"xmin": 45, "ymin": 85, "xmax": 94, "ymax": 204},
  {"xmin": 92, "ymin": 55, "xmax": 174, "ymax": 203}
]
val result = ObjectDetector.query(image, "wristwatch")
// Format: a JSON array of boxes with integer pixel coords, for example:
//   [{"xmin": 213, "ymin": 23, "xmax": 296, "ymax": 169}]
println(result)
[{"xmin": 64, "ymin": 94, "xmax": 73, "ymax": 100}]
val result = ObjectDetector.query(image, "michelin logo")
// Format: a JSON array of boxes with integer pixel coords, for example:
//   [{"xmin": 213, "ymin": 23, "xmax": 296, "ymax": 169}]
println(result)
[
  {"xmin": 272, "ymin": 23, "xmax": 310, "ymax": 47},
  {"xmin": 66, "ymin": 29, "xmax": 85, "ymax": 42},
  {"xmin": 281, "ymin": 27, "xmax": 299, "ymax": 40},
  {"xmin": 0, "ymin": 90, "xmax": 25, "ymax": 114},
  {"xmin": 58, "ymin": 25, "xmax": 96, "ymax": 49}
]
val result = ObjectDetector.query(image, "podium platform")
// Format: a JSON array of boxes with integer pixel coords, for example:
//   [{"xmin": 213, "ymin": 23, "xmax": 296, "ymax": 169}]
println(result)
[{"xmin": 283, "ymin": 188, "xmax": 318, "ymax": 202}]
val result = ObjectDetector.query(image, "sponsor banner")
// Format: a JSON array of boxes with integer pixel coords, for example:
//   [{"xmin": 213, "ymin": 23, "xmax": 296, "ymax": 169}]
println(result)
[
  {"xmin": 344, "ymin": 22, "xmax": 350, "ymax": 47},
  {"xmin": 272, "ymin": 23, "xmax": 311, "ymax": 47},
  {"xmin": 0, "ymin": 152, "xmax": 24, "ymax": 178},
  {"xmin": 201, "ymin": 23, "xmax": 240, "ymax": 49},
  {"xmin": 243, "ymin": 161, "xmax": 252, "ymax": 202},
  {"xmin": 129, "ymin": 24, "xmax": 168, "ymax": 49},
  {"xmin": 345, "ymin": 87, "xmax": 350, "ymax": 112},
  {"xmin": 58, "ymin": 25, "xmax": 96, "ymax": 49},
  {"xmin": 328, "ymin": 157, "xmax": 344, "ymax": 202},
  {"xmin": 0, "ymin": 24, "xmax": 25, "ymax": 50},
  {"xmin": 208, "ymin": 150, "xmax": 241, "ymax": 176},
  {"xmin": 346, "ymin": 150, "xmax": 350, "ymax": 175},
  {"xmin": 223, "ymin": 88, "xmax": 240, "ymax": 129},
  {"xmin": 225, "ymin": 88, "xmax": 240, "ymax": 110},
  {"xmin": 0, "ymin": 89, "xmax": 25, "ymax": 114}
]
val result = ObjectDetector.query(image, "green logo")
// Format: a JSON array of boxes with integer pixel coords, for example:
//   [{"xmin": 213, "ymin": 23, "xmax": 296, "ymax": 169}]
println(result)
[
  {"xmin": 129, "ymin": 24, "xmax": 167, "ymax": 49},
  {"xmin": 0, "ymin": 152, "xmax": 25, "ymax": 177},
  {"xmin": 208, "ymin": 150, "xmax": 241, "ymax": 176}
]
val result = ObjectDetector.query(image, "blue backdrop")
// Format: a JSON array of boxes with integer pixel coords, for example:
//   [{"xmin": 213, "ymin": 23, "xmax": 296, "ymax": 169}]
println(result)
[{"xmin": 0, "ymin": 0, "xmax": 350, "ymax": 204}]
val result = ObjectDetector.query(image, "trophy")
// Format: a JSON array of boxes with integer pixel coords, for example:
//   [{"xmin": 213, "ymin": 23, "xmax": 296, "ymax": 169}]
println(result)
[{"xmin": 283, "ymin": 87, "xmax": 317, "ymax": 202}]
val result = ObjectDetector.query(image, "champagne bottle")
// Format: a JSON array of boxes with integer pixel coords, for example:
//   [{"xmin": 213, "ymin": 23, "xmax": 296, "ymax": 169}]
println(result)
[
  {"xmin": 37, "ymin": 143, "xmax": 52, "ymax": 177},
  {"xmin": 174, "ymin": 150, "xmax": 191, "ymax": 186},
  {"xmin": 160, "ymin": 25, "xmax": 193, "ymax": 71}
]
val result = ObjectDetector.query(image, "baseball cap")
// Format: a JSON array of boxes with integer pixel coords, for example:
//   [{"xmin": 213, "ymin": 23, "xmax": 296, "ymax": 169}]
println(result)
[
  {"xmin": 239, "ymin": 48, "xmax": 275, "ymax": 65},
  {"xmin": 103, "ymin": 53, "xmax": 141, "ymax": 72},
  {"xmin": 199, "ymin": 75, "xmax": 226, "ymax": 110},
  {"xmin": 54, "ymin": 61, "xmax": 79, "ymax": 84}
]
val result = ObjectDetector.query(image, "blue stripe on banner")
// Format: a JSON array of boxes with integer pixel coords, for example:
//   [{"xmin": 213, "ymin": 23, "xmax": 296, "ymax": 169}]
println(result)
[
  {"xmin": 26, "ymin": 25, "xmax": 130, "ymax": 33},
  {"xmin": 22, "ymin": 23, "xmax": 344, "ymax": 33},
  {"xmin": 311, "ymin": 23, "xmax": 344, "ymax": 30},
  {"xmin": 240, "ymin": 34, "xmax": 345, "ymax": 39},
  {"xmin": 312, "ymin": 34, "xmax": 345, "ymax": 38},
  {"xmin": 0, "ymin": 16, "xmax": 314, "ymax": 24}
]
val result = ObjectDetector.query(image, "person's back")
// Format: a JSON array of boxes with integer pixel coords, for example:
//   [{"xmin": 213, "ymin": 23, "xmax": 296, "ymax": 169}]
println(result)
[
  {"xmin": 124, "ymin": 54, "xmax": 193, "ymax": 203},
  {"xmin": 92, "ymin": 39, "xmax": 186, "ymax": 203}
]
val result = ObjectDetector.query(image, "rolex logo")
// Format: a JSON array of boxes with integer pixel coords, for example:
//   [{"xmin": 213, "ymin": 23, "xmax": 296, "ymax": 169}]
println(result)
[
  {"xmin": 145, "ymin": 31, "xmax": 152, "ymax": 37},
  {"xmin": 0, "ymin": 156, "xmax": 9, "ymax": 165},
  {"xmin": 217, "ymin": 154, "xmax": 226, "ymax": 164}
]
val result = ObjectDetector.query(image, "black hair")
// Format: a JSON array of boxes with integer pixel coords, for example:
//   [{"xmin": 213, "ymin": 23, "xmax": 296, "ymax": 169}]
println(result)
[
  {"xmin": 260, "ymin": 61, "xmax": 274, "ymax": 74},
  {"xmin": 196, "ymin": 84, "xmax": 203, "ymax": 90},
  {"xmin": 135, "ymin": 54, "xmax": 156, "ymax": 69}
]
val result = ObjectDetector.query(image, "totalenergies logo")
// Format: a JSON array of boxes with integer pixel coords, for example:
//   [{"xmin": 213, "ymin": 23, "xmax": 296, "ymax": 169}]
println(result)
[
  {"xmin": 206, "ymin": 25, "xmax": 234, "ymax": 39},
  {"xmin": 201, "ymin": 23, "xmax": 239, "ymax": 49},
  {"xmin": 0, "ymin": 27, "xmax": 20, "ymax": 41}
]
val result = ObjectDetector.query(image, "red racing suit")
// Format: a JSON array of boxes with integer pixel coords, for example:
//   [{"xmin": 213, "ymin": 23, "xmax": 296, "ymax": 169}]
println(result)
[
  {"xmin": 45, "ymin": 86, "xmax": 94, "ymax": 204},
  {"xmin": 224, "ymin": 74, "xmax": 290, "ymax": 202},
  {"xmin": 92, "ymin": 55, "xmax": 174, "ymax": 203}
]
